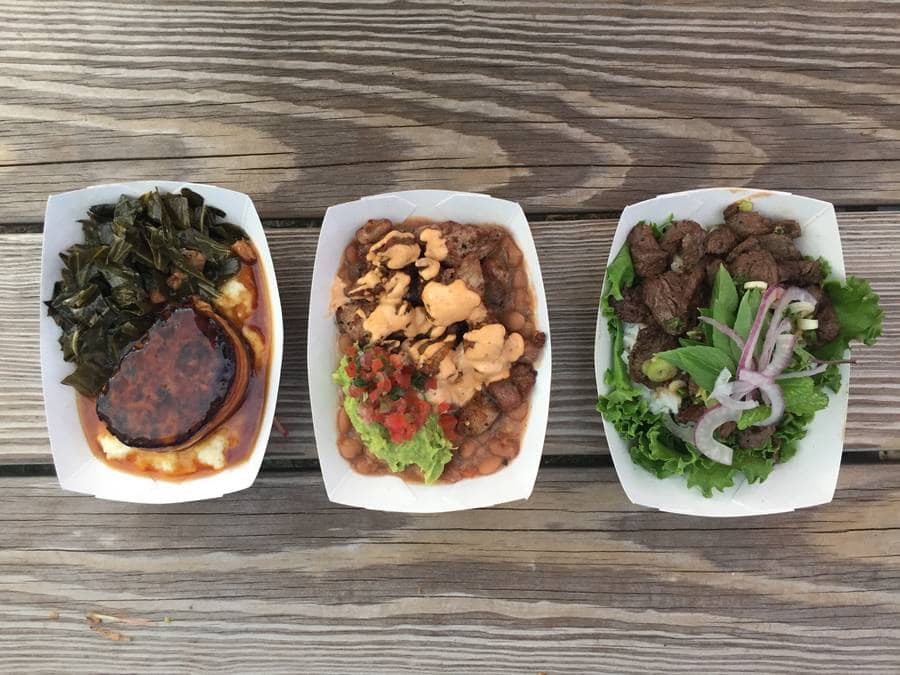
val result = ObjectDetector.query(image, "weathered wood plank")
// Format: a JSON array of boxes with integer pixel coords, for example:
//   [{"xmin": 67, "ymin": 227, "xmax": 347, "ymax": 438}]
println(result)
[
  {"xmin": 2, "ymin": 212, "xmax": 898, "ymax": 462},
  {"xmin": 0, "ymin": 464, "xmax": 897, "ymax": 673},
  {"xmin": 1, "ymin": 1, "xmax": 900, "ymax": 222}
]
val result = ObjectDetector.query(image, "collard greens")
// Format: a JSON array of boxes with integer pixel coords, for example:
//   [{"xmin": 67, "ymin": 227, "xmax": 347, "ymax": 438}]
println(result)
[{"xmin": 46, "ymin": 188, "xmax": 246, "ymax": 396}]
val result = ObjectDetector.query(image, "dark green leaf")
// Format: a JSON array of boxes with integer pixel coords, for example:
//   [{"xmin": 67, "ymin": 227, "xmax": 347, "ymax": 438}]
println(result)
[
  {"xmin": 733, "ymin": 288, "xmax": 762, "ymax": 342},
  {"xmin": 709, "ymin": 265, "xmax": 739, "ymax": 359}
]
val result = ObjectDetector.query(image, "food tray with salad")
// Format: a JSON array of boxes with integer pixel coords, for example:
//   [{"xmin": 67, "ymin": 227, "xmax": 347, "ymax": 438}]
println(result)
[
  {"xmin": 595, "ymin": 188, "xmax": 883, "ymax": 516},
  {"xmin": 308, "ymin": 190, "xmax": 551, "ymax": 513}
]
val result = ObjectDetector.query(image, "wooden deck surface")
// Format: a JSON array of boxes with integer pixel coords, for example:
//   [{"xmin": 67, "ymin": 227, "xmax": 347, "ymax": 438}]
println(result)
[{"xmin": 1, "ymin": 1, "xmax": 899, "ymax": 672}]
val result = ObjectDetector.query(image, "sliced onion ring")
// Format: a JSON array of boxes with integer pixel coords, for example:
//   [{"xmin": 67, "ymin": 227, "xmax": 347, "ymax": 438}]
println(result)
[
  {"xmin": 738, "ymin": 370, "xmax": 785, "ymax": 426},
  {"xmin": 699, "ymin": 316, "xmax": 745, "ymax": 350},
  {"xmin": 762, "ymin": 333, "xmax": 797, "ymax": 377},
  {"xmin": 694, "ymin": 405, "xmax": 740, "ymax": 465},
  {"xmin": 776, "ymin": 364, "xmax": 829, "ymax": 379},
  {"xmin": 759, "ymin": 318, "xmax": 791, "ymax": 371},
  {"xmin": 738, "ymin": 286, "xmax": 779, "ymax": 376},
  {"xmin": 759, "ymin": 287, "xmax": 818, "ymax": 371},
  {"xmin": 711, "ymin": 368, "xmax": 759, "ymax": 411},
  {"xmin": 663, "ymin": 414, "xmax": 696, "ymax": 445}
]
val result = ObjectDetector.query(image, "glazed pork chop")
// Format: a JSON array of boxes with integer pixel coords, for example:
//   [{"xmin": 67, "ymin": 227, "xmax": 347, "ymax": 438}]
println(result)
[{"xmin": 96, "ymin": 301, "xmax": 250, "ymax": 450}]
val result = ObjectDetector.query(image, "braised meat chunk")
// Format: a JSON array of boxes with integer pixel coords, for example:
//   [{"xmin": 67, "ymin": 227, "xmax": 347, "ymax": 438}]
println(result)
[
  {"xmin": 336, "ymin": 302, "xmax": 369, "ymax": 343},
  {"xmin": 660, "ymin": 219, "xmax": 704, "ymax": 254},
  {"xmin": 778, "ymin": 259, "xmax": 823, "ymax": 286},
  {"xmin": 457, "ymin": 391, "xmax": 501, "ymax": 436},
  {"xmin": 724, "ymin": 208, "xmax": 775, "ymax": 239},
  {"xmin": 627, "ymin": 222, "xmax": 669, "ymax": 278},
  {"xmin": 440, "ymin": 221, "xmax": 503, "ymax": 265},
  {"xmin": 804, "ymin": 286, "xmax": 841, "ymax": 345},
  {"xmin": 758, "ymin": 233, "xmax": 802, "ymax": 260},
  {"xmin": 355, "ymin": 218, "xmax": 393, "ymax": 246},
  {"xmin": 611, "ymin": 285, "xmax": 651, "ymax": 324},
  {"xmin": 509, "ymin": 362, "xmax": 537, "ymax": 399},
  {"xmin": 676, "ymin": 399, "xmax": 707, "ymax": 424},
  {"xmin": 729, "ymin": 249, "xmax": 780, "ymax": 287},
  {"xmin": 772, "ymin": 219, "xmax": 801, "ymax": 238},
  {"xmin": 482, "ymin": 251, "xmax": 511, "ymax": 310},
  {"xmin": 456, "ymin": 253, "xmax": 485, "ymax": 295},
  {"xmin": 641, "ymin": 268, "xmax": 704, "ymax": 336},
  {"xmin": 737, "ymin": 425, "xmax": 775, "ymax": 450},
  {"xmin": 487, "ymin": 379, "xmax": 522, "ymax": 412},
  {"xmin": 705, "ymin": 226, "xmax": 739, "ymax": 256}
]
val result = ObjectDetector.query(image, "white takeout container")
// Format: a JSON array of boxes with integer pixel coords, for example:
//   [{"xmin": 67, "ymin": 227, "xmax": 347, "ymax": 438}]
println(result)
[
  {"xmin": 40, "ymin": 181, "xmax": 283, "ymax": 503},
  {"xmin": 595, "ymin": 187, "xmax": 849, "ymax": 517},
  {"xmin": 308, "ymin": 190, "xmax": 551, "ymax": 512}
]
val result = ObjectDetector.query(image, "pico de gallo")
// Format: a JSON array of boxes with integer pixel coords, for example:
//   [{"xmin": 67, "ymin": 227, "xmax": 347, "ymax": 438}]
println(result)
[{"xmin": 341, "ymin": 344, "xmax": 458, "ymax": 444}]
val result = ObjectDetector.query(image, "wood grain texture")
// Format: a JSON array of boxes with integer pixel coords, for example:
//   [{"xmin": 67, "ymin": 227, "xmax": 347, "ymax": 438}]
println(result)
[
  {"xmin": 2, "ymin": 1, "xmax": 900, "ymax": 222},
  {"xmin": 2, "ymin": 212, "xmax": 898, "ymax": 462},
  {"xmin": 0, "ymin": 464, "xmax": 898, "ymax": 673}
]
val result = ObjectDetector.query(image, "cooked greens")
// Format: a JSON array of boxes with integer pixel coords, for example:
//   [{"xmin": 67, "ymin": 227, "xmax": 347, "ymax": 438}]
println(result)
[{"xmin": 46, "ymin": 188, "xmax": 246, "ymax": 396}]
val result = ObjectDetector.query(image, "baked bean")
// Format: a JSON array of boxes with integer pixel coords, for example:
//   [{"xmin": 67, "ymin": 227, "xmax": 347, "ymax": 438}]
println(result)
[
  {"xmin": 459, "ymin": 440, "xmax": 479, "ymax": 459},
  {"xmin": 514, "ymin": 288, "xmax": 532, "ymax": 310},
  {"xmin": 338, "ymin": 436, "xmax": 362, "ymax": 459},
  {"xmin": 343, "ymin": 243, "xmax": 359, "ymax": 264},
  {"xmin": 353, "ymin": 455, "xmax": 377, "ymax": 474},
  {"xmin": 441, "ymin": 466, "xmax": 462, "ymax": 483},
  {"xmin": 490, "ymin": 438, "xmax": 518, "ymax": 459},
  {"xmin": 508, "ymin": 402, "xmax": 530, "ymax": 421},
  {"xmin": 337, "ymin": 407, "xmax": 351, "ymax": 434},
  {"xmin": 338, "ymin": 333, "xmax": 354, "ymax": 353},
  {"xmin": 504, "ymin": 239, "xmax": 523, "ymax": 265},
  {"xmin": 496, "ymin": 416, "xmax": 518, "ymax": 436},
  {"xmin": 478, "ymin": 454, "xmax": 503, "ymax": 475},
  {"xmin": 513, "ymin": 267, "xmax": 528, "ymax": 289},
  {"xmin": 520, "ymin": 320, "xmax": 536, "ymax": 339},
  {"xmin": 522, "ymin": 341, "xmax": 542, "ymax": 364},
  {"xmin": 501, "ymin": 310, "xmax": 526, "ymax": 332}
]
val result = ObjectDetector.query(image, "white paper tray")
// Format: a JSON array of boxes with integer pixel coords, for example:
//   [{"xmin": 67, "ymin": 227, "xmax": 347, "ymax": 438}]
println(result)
[
  {"xmin": 594, "ymin": 187, "xmax": 849, "ymax": 517},
  {"xmin": 308, "ymin": 190, "xmax": 551, "ymax": 512},
  {"xmin": 40, "ymin": 181, "xmax": 283, "ymax": 503}
]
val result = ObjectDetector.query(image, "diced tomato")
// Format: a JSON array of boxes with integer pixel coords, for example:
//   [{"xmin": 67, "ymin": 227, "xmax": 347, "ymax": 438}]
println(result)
[
  {"xmin": 438, "ymin": 413, "xmax": 456, "ymax": 436},
  {"xmin": 394, "ymin": 366, "xmax": 412, "ymax": 389},
  {"xmin": 384, "ymin": 412, "xmax": 414, "ymax": 443},
  {"xmin": 426, "ymin": 377, "xmax": 437, "ymax": 391},
  {"xmin": 368, "ymin": 388, "xmax": 379, "ymax": 403},
  {"xmin": 348, "ymin": 385, "xmax": 363, "ymax": 399},
  {"xmin": 437, "ymin": 402, "xmax": 450, "ymax": 414}
]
